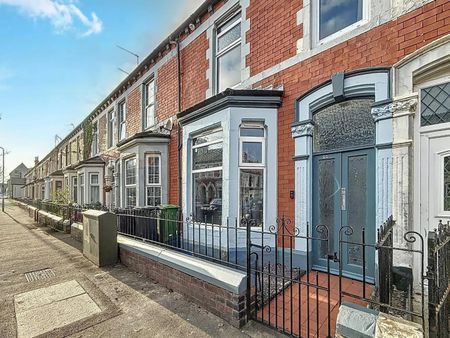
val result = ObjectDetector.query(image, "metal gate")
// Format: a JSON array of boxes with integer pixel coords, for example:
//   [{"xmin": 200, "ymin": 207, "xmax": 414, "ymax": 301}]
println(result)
[{"xmin": 244, "ymin": 216, "xmax": 445, "ymax": 338}]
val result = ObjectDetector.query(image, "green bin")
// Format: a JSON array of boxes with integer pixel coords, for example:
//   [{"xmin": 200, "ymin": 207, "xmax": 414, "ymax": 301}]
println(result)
[{"xmin": 158, "ymin": 204, "xmax": 179, "ymax": 244}]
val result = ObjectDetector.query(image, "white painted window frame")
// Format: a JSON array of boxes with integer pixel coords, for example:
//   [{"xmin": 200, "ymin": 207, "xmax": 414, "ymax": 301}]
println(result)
[
  {"xmin": 313, "ymin": 0, "xmax": 369, "ymax": 46},
  {"xmin": 143, "ymin": 78, "xmax": 156, "ymax": 130},
  {"xmin": 191, "ymin": 129, "xmax": 224, "ymax": 223},
  {"xmin": 118, "ymin": 99, "xmax": 127, "ymax": 142},
  {"xmin": 78, "ymin": 173, "xmax": 84, "ymax": 205},
  {"xmin": 89, "ymin": 172, "xmax": 100, "ymax": 204},
  {"xmin": 107, "ymin": 109, "xmax": 114, "ymax": 149},
  {"xmin": 145, "ymin": 154, "xmax": 162, "ymax": 207},
  {"xmin": 215, "ymin": 12, "xmax": 242, "ymax": 93},
  {"xmin": 238, "ymin": 124, "xmax": 266, "ymax": 227},
  {"xmin": 124, "ymin": 157, "xmax": 137, "ymax": 207}
]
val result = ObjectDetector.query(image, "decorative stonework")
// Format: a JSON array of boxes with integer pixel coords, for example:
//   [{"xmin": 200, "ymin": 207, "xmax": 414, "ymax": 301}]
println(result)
[
  {"xmin": 371, "ymin": 104, "xmax": 394, "ymax": 121},
  {"xmin": 392, "ymin": 97, "xmax": 418, "ymax": 114},
  {"xmin": 291, "ymin": 123, "xmax": 314, "ymax": 138}
]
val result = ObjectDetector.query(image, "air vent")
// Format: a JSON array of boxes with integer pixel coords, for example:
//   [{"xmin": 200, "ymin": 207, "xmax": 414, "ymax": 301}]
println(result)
[{"xmin": 24, "ymin": 268, "xmax": 55, "ymax": 282}]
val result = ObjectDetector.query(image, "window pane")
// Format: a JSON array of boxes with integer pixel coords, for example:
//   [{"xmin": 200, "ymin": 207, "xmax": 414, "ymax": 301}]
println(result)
[
  {"xmin": 319, "ymin": 0, "xmax": 363, "ymax": 39},
  {"xmin": 193, "ymin": 130, "xmax": 222, "ymax": 146},
  {"xmin": 126, "ymin": 187, "xmax": 136, "ymax": 207},
  {"xmin": 313, "ymin": 99, "xmax": 375, "ymax": 152},
  {"xmin": 421, "ymin": 82, "xmax": 450, "ymax": 126},
  {"xmin": 240, "ymin": 169, "xmax": 264, "ymax": 227},
  {"xmin": 125, "ymin": 159, "xmax": 136, "ymax": 185},
  {"xmin": 242, "ymin": 142, "xmax": 263, "ymax": 164},
  {"xmin": 217, "ymin": 13, "xmax": 241, "ymax": 34},
  {"xmin": 445, "ymin": 156, "xmax": 450, "ymax": 211},
  {"xmin": 193, "ymin": 143, "xmax": 223, "ymax": 170},
  {"xmin": 90, "ymin": 186, "xmax": 100, "ymax": 203},
  {"xmin": 146, "ymin": 105, "xmax": 155, "ymax": 128},
  {"xmin": 90, "ymin": 174, "xmax": 99, "ymax": 184},
  {"xmin": 147, "ymin": 156, "xmax": 160, "ymax": 184},
  {"xmin": 193, "ymin": 170, "xmax": 222, "ymax": 224},
  {"xmin": 240, "ymin": 127, "xmax": 264, "ymax": 137},
  {"xmin": 217, "ymin": 44, "xmax": 241, "ymax": 92},
  {"xmin": 218, "ymin": 22, "xmax": 241, "ymax": 52},
  {"xmin": 147, "ymin": 186, "xmax": 162, "ymax": 206}
]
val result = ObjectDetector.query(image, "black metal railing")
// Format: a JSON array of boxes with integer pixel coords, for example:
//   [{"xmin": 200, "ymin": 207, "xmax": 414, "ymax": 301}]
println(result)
[
  {"xmin": 115, "ymin": 208, "xmax": 251, "ymax": 271},
  {"xmin": 15, "ymin": 198, "xmax": 87, "ymax": 225},
  {"xmin": 428, "ymin": 220, "xmax": 450, "ymax": 338}
]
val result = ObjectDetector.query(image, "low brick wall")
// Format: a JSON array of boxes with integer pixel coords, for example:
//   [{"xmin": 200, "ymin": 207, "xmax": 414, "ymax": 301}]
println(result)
[
  {"xmin": 71, "ymin": 223, "xmax": 83, "ymax": 242},
  {"xmin": 119, "ymin": 244, "xmax": 247, "ymax": 328}
]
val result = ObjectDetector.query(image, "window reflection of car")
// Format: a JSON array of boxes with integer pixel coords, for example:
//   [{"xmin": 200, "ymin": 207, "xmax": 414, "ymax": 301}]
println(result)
[{"xmin": 200, "ymin": 198, "xmax": 222, "ymax": 211}]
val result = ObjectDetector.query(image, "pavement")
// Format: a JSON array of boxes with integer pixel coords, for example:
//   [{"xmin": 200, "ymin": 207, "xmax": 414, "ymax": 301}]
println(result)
[{"xmin": 0, "ymin": 199, "xmax": 280, "ymax": 338}]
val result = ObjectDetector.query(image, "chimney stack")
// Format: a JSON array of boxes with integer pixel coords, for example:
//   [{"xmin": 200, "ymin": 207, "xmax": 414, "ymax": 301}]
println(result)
[{"xmin": 34, "ymin": 156, "xmax": 39, "ymax": 166}]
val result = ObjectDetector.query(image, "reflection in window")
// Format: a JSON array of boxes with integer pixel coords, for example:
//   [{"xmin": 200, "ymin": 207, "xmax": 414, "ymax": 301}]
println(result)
[
  {"xmin": 79, "ymin": 174, "xmax": 84, "ymax": 205},
  {"xmin": 146, "ymin": 154, "xmax": 161, "ymax": 206},
  {"xmin": 89, "ymin": 173, "xmax": 100, "ymax": 204},
  {"xmin": 239, "ymin": 123, "xmax": 265, "ymax": 226},
  {"xmin": 445, "ymin": 156, "xmax": 450, "ymax": 211},
  {"xmin": 240, "ymin": 169, "xmax": 264, "ymax": 226},
  {"xmin": 118, "ymin": 100, "xmax": 127, "ymax": 141},
  {"xmin": 216, "ymin": 12, "xmax": 241, "ymax": 92},
  {"xmin": 421, "ymin": 82, "xmax": 450, "ymax": 126},
  {"xmin": 192, "ymin": 130, "xmax": 223, "ymax": 224},
  {"xmin": 319, "ymin": 0, "xmax": 363, "ymax": 40},
  {"xmin": 313, "ymin": 99, "xmax": 375, "ymax": 153},
  {"xmin": 125, "ymin": 158, "xmax": 136, "ymax": 207}
]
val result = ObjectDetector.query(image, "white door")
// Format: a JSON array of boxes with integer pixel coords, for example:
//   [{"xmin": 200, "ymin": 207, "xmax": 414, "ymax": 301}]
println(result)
[
  {"xmin": 416, "ymin": 78, "xmax": 450, "ymax": 235},
  {"xmin": 419, "ymin": 131, "xmax": 450, "ymax": 231}
]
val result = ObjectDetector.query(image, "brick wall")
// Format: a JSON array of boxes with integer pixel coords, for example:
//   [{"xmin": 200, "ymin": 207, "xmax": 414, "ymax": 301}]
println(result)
[
  {"xmin": 126, "ymin": 87, "xmax": 141, "ymax": 136},
  {"xmin": 120, "ymin": 246, "xmax": 247, "ymax": 328},
  {"xmin": 246, "ymin": 0, "xmax": 303, "ymax": 76},
  {"xmin": 181, "ymin": 32, "xmax": 209, "ymax": 110},
  {"xmin": 251, "ymin": 0, "xmax": 450, "ymax": 230},
  {"xmin": 156, "ymin": 57, "xmax": 178, "ymax": 122}
]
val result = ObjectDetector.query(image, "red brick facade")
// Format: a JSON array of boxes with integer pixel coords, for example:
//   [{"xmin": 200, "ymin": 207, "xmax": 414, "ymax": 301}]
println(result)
[
  {"xmin": 246, "ymin": 0, "xmax": 303, "ymax": 76},
  {"xmin": 126, "ymin": 87, "xmax": 142, "ymax": 136},
  {"xmin": 27, "ymin": 0, "xmax": 450, "ymax": 221},
  {"xmin": 250, "ymin": 0, "xmax": 450, "ymax": 222}
]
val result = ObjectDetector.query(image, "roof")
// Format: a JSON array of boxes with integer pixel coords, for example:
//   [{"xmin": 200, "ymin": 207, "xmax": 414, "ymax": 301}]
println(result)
[
  {"xmin": 74, "ymin": 155, "xmax": 106, "ymax": 169},
  {"xmin": 9, "ymin": 163, "xmax": 28, "ymax": 176},
  {"xmin": 178, "ymin": 89, "xmax": 284, "ymax": 125},
  {"xmin": 117, "ymin": 130, "xmax": 171, "ymax": 148}
]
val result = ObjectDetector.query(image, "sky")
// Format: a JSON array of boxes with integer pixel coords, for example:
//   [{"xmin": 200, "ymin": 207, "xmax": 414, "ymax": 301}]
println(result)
[{"xmin": 0, "ymin": 0, "xmax": 204, "ymax": 176}]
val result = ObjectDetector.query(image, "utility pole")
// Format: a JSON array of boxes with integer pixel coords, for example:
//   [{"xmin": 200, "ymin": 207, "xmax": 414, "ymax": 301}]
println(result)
[{"xmin": 0, "ymin": 146, "xmax": 4, "ymax": 212}]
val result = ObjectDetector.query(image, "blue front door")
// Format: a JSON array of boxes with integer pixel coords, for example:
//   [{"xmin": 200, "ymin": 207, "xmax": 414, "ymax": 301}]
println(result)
[{"xmin": 312, "ymin": 148, "xmax": 375, "ymax": 281}]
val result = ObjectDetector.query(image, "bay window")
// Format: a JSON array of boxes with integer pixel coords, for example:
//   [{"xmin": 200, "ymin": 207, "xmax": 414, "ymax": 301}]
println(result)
[
  {"xmin": 239, "ymin": 123, "xmax": 265, "ymax": 226},
  {"xmin": 146, "ymin": 154, "xmax": 161, "ymax": 206},
  {"xmin": 118, "ymin": 100, "xmax": 127, "ymax": 141},
  {"xmin": 192, "ymin": 129, "xmax": 223, "ymax": 224},
  {"xmin": 79, "ymin": 174, "xmax": 84, "ymax": 205},
  {"xmin": 72, "ymin": 176, "xmax": 78, "ymax": 203},
  {"xmin": 125, "ymin": 158, "xmax": 137, "ymax": 207},
  {"xmin": 89, "ymin": 173, "xmax": 100, "ymax": 204},
  {"xmin": 143, "ymin": 79, "xmax": 155, "ymax": 129},
  {"xmin": 216, "ymin": 12, "xmax": 241, "ymax": 93}
]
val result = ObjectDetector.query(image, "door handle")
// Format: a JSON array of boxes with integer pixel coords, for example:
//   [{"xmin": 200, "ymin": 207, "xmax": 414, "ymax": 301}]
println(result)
[{"xmin": 341, "ymin": 188, "xmax": 346, "ymax": 211}]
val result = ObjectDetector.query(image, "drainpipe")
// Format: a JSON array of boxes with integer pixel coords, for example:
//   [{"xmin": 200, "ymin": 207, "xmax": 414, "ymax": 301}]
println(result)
[{"xmin": 171, "ymin": 39, "xmax": 183, "ymax": 212}]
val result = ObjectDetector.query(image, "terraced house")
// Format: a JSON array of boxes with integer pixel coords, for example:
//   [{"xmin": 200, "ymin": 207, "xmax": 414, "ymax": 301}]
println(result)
[{"xmin": 21, "ymin": 0, "xmax": 450, "ymax": 336}]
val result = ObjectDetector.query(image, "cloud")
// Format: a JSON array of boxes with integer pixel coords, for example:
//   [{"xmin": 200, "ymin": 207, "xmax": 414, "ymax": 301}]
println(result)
[{"xmin": 0, "ymin": 0, "xmax": 103, "ymax": 36}]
